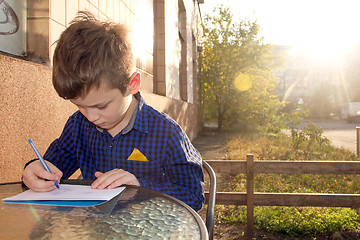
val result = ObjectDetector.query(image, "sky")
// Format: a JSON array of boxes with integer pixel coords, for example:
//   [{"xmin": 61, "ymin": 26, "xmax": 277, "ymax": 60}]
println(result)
[{"xmin": 200, "ymin": 0, "xmax": 360, "ymax": 58}]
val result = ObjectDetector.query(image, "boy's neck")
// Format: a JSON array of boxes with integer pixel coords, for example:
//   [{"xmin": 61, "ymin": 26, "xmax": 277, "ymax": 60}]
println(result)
[{"xmin": 108, "ymin": 95, "xmax": 138, "ymax": 137}]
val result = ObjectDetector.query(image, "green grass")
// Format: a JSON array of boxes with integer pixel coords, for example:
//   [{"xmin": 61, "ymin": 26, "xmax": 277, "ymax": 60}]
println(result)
[
  {"xmin": 218, "ymin": 205, "xmax": 360, "ymax": 237},
  {"xmin": 216, "ymin": 125, "xmax": 360, "ymax": 237}
]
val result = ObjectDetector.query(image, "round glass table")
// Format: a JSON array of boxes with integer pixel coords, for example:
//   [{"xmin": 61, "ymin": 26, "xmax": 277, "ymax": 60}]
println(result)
[{"xmin": 0, "ymin": 180, "xmax": 208, "ymax": 240}]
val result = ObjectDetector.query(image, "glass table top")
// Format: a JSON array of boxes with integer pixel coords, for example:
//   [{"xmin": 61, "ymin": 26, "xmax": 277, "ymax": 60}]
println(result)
[{"xmin": 0, "ymin": 180, "xmax": 207, "ymax": 240}]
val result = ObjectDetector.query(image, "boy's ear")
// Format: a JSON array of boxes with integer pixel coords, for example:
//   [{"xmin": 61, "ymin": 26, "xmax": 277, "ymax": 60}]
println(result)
[{"xmin": 129, "ymin": 72, "xmax": 141, "ymax": 94}]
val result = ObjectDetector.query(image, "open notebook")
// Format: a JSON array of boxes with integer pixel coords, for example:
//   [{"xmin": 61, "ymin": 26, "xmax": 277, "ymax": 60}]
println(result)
[{"xmin": 2, "ymin": 184, "xmax": 126, "ymax": 207}]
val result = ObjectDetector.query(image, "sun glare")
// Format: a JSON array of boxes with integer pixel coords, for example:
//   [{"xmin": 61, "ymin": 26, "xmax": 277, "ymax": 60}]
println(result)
[
  {"xmin": 234, "ymin": 73, "xmax": 252, "ymax": 91},
  {"xmin": 289, "ymin": 1, "xmax": 359, "ymax": 62},
  {"xmin": 215, "ymin": 0, "xmax": 360, "ymax": 62},
  {"xmin": 265, "ymin": 0, "xmax": 360, "ymax": 64},
  {"xmin": 289, "ymin": 36, "xmax": 354, "ymax": 64}
]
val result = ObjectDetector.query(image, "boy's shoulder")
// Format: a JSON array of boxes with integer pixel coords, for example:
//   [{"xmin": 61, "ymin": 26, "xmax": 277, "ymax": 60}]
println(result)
[
  {"xmin": 66, "ymin": 110, "xmax": 89, "ymax": 126},
  {"xmin": 139, "ymin": 104, "xmax": 187, "ymax": 141},
  {"xmin": 141, "ymin": 103, "xmax": 180, "ymax": 128},
  {"xmin": 69, "ymin": 110, "xmax": 85, "ymax": 120},
  {"xmin": 136, "ymin": 93, "xmax": 178, "ymax": 126}
]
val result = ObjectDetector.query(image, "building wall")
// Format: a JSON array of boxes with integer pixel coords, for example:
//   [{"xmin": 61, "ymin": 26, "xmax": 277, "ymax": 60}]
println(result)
[
  {"xmin": 159, "ymin": 0, "xmax": 199, "ymax": 103},
  {"xmin": 164, "ymin": 0, "xmax": 180, "ymax": 99},
  {"xmin": 0, "ymin": 0, "xmax": 203, "ymax": 183},
  {"xmin": 0, "ymin": 55, "xmax": 77, "ymax": 183}
]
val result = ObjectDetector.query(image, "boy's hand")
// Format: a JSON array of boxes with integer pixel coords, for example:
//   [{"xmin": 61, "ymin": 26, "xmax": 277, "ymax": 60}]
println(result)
[
  {"xmin": 22, "ymin": 160, "xmax": 63, "ymax": 192},
  {"xmin": 91, "ymin": 169, "xmax": 140, "ymax": 190}
]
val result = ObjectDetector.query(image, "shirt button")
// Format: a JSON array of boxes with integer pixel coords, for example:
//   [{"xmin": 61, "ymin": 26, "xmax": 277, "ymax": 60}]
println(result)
[{"xmin": 109, "ymin": 143, "xmax": 114, "ymax": 148}]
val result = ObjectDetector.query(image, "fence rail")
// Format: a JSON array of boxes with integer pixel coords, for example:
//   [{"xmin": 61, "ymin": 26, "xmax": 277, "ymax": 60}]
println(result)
[
  {"xmin": 206, "ymin": 159, "xmax": 360, "ymax": 174},
  {"xmin": 204, "ymin": 155, "xmax": 360, "ymax": 239}
]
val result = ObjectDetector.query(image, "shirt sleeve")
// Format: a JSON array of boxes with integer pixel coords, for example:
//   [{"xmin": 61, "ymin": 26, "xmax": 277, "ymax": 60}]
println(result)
[
  {"xmin": 42, "ymin": 116, "xmax": 79, "ymax": 179},
  {"xmin": 137, "ymin": 126, "xmax": 205, "ymax": 211}
]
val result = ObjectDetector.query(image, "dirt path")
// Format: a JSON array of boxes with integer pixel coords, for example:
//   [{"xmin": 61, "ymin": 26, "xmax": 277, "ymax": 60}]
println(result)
[
  {"xmin": 192, "ymin": 130, "xmax": 227, "ymax": 160},
  {"xmin": 192, "ymin": 130, "xmax": 249, "ymax": 240}
]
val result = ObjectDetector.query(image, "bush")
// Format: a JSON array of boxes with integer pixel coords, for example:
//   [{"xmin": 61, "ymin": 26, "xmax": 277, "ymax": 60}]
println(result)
[{"xmin": 256, "ymin": 207, "xmax": 360, "ymax": 236}]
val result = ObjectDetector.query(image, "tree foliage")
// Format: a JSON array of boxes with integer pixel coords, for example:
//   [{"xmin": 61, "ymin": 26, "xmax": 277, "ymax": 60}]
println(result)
[{"xmin": 198, "ymin": 5, "xmax": 296, "ymax": 131}]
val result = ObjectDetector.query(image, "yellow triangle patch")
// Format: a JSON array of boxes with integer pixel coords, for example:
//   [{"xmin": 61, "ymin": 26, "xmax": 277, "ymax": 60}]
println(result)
[{"xmin": 127, "ymin": 148, "xmax": 148, "ymax": 162}]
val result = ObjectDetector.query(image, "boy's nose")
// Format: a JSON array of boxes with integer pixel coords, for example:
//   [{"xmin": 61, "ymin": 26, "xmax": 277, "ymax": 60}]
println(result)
[{"xmin": 85, "ymin": 108, "xmax": 100, "ymax": 123}]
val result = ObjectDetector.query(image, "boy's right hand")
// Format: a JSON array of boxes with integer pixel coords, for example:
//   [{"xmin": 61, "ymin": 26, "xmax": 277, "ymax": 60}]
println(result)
[{"xmin": 22, "ymin": 160, "xmax": 63, "ymax": 192}]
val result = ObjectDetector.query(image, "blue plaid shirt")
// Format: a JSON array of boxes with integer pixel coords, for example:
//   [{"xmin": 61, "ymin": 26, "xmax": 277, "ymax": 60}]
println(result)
[{"xmin": 42, "ymin": 93, "xmax": 205, "ymax": 211}]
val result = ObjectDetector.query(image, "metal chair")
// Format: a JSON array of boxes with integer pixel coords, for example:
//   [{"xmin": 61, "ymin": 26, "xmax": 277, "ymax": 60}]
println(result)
[{"xmin": 202, "ymin": 160, "xmax": 216, "ymax": 240}]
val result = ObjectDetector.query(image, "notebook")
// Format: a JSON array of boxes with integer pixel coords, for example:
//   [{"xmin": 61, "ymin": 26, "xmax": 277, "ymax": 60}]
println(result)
[{"xmin": 2, "ymin": 184, "xmax": 126, "ymax": 207}]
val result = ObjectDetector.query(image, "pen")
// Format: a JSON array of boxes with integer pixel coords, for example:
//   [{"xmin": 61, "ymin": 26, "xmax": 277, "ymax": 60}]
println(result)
[{"xmin": 28, "ymin": 139, "xmax": 60, "ymax": 189}]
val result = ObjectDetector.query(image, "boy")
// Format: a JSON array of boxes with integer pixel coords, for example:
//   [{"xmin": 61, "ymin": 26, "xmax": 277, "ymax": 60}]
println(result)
[{"xmin": 22, "ymin": 12, "xmax": 205, "ymax": 211}]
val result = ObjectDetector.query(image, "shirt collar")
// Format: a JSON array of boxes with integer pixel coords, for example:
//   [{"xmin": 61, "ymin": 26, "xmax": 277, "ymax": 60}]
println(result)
[
  {"xmin": 130, "ymin": 92, "xmax": 149, "ymax": 134},
  {"xmin": 121, "ymin": 101, "xmax": 137, "ymax": 134}
]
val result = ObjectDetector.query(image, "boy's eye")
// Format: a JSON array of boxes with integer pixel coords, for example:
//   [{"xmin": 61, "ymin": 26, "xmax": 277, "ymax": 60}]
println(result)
[{"xmin": 97, "ymin": 104, "xmax": 107, "ymax": 110}]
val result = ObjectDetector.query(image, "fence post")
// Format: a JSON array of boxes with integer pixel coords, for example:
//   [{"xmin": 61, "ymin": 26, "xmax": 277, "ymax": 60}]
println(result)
[
  {"xmin": 357, "ymin": 127, "xmax": 360, "ymax": 156},
  {"xmin": 245, "ymin": 154, "xmax": 254, "ymax": 239}
]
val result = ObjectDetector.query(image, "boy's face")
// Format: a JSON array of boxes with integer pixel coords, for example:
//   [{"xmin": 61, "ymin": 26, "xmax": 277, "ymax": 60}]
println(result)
[{"xmin": 70, "ymin": 85, "xmax": 132, "ymax": 131}]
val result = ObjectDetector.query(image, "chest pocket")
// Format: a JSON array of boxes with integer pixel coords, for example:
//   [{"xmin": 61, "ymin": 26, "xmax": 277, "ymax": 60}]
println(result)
[{"xmin": 127, "ymin": 148, "xmax": 148, "ymax": 162}]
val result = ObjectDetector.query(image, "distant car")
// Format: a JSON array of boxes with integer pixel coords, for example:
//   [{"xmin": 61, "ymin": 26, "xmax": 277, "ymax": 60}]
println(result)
[
  {"xmin": 320, "ymin": 112, "xmax": 337, "ymax": 120},
  {"xmin": 341, "ymin": 102, "xmax": 360, "ymax": 123},
  {"xmin": 329, "ymin": 113, "xmax": 339, "ymax": 120}
]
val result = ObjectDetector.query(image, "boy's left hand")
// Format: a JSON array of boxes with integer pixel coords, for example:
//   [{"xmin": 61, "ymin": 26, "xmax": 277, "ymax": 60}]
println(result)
[{"xmin": 91, "ymin": 169, "xmax": 140, "ymax": 190}]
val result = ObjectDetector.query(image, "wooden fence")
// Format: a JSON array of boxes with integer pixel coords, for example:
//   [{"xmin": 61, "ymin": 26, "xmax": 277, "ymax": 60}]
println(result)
[{"xmin": 204, "ymin": 154, "xmax": 360, "ymax": 239}]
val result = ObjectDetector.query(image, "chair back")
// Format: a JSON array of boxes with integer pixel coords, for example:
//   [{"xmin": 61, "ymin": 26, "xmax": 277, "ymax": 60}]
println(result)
[{"xmin": 202, "ymin": 160, "xmax": 216, "ymax": 240}]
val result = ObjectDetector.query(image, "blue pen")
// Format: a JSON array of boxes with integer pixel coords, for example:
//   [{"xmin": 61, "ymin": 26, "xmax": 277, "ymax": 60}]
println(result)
[{"xmin": 28, "ymin": 139, "xmax": 60, "ymax": 189}]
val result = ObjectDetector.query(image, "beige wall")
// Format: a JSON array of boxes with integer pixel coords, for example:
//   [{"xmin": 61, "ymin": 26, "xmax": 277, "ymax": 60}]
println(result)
[{"xmin": 0, "ymin": 55, "xmax": 77, "ymax": 183}]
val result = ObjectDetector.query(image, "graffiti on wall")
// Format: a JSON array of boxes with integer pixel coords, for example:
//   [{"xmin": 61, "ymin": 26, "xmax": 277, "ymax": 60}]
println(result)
[{"xmin": 0, "ymin": 0, "xmax": 19, "ymax": 35}]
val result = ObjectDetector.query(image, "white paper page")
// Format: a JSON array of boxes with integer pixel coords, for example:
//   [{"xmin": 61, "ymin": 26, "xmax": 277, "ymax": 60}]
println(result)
[{"xmin": 2, "ymin": 184, "xmax": 126, "ymax": 201}]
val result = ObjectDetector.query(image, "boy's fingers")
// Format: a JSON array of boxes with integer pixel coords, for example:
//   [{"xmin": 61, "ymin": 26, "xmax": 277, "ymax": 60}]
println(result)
[
  {"xmin": 92, "ymin": 169, "xmax": 139, "ymax": 190},
  {"xmin": 36, "ymin": 169, "xmax": 56, "ymax": 180},
  {"xmin": 22, "ymin": 160, "xmax": 62, "ymax": 191},
  {"xmin": 22, "ymin": 173, "xmax": 57, "ymax": 192},
  {"xmin": 92, "ymin": 171, "xmax": 114, "ymax": 189},
  {"xmin": 35, "ymin": 161, "xmax": 62, "ymax": 186},
  {"xmin": 91, "ymin": 171, "xmax": 104, "ymax": 189},
  {"xmin": 108, "ymin": 174, "xmax": 140, "ymax": 189},
  {"xmin": 28, "ymin": 182, "xmax": 57, "ymax": 192},
  {"xmin": 46, "ymin": 161, "xmax": 63, "ymax": 180},
  {"xmin": 99, "ymin": 171, "xmax": 126, "ymax": 189},
  {"xmin": 94, "ymin": 171, "xmax": 104, "ymax": 178}
]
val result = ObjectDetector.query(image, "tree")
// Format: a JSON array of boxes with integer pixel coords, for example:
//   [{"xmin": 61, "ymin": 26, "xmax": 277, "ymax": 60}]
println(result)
[
  {"xmin": 198, "ymin": 5, "xmax": 293, "ymax": 131},
  {"xmin": 307, "ymin": 83, "xmax": 338, "ymax": 118},
  {"xmin": 344, "ymin": 45, "xmax": 360, "ymax": 102}
]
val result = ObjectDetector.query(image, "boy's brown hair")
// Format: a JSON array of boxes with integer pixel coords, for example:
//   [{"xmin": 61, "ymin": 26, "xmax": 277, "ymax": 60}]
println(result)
[{"xmin": 52, "ymin": 11, "xmax": 133, "ymax": 99}]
